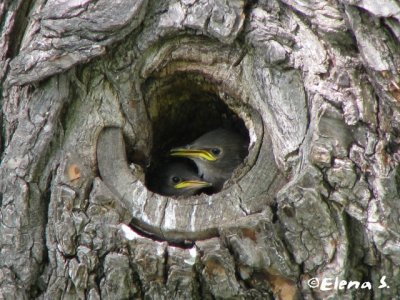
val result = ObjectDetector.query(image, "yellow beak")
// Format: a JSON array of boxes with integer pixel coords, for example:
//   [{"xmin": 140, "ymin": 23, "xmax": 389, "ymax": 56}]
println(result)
[
  {"xmin": 174, "ymin": 180, "xmax": 212, "ymax": 190},
  {"xmin": 170, "ymin": 148, "xmax": 217, "ymax": 161}
]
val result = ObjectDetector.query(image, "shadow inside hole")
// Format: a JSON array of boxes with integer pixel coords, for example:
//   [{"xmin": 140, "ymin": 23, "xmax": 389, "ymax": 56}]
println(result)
[{"xmin": 142, "ymin": 73, "xmax": 249, "ymax": 196}]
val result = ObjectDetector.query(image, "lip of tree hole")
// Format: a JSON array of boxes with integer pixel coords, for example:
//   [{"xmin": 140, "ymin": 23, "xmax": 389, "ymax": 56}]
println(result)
[{"xmin": 140, "ymin": 72, "xmax": 251, "ymax": 196}]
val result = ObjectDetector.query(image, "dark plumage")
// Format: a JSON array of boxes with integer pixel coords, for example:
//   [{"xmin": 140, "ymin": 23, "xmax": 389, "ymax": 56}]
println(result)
[
  {"xmin": 170, "ymin": 129, "xmax": 248, "ymax": 190},
  {"xmin": 149, "ymin": 160, "xmax": 212, "ymax": 197}
]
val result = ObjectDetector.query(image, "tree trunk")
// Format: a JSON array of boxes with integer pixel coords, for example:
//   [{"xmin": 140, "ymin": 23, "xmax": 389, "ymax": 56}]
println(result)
[{"xmin": 1, "ymin": 0, "xmax": 400, "ymax": 299}]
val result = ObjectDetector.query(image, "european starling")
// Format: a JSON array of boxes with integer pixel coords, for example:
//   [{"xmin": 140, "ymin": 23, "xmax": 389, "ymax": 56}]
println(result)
[
  {"xmin": 149, "ymin": 160, "xmax": 212, "ymax": 197},
  {"xmin": 170, "ymin": 129, "xmax": 248, "ymax": 190}
]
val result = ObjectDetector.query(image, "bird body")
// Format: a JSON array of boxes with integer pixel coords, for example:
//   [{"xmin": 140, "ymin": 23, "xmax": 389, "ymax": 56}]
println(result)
[
  {"xmin": 149, "ymin": 160, "xmax": 212, "ymax": 197},
  {"xmin": 170, "ymin": 129, "xmax": 248, "ymax": 190}
]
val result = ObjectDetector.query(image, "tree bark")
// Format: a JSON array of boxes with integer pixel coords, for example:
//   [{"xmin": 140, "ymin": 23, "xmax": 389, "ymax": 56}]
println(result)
[{"xmin": 1, "ymin": 0, "xmax": 400, "ymax": 299}]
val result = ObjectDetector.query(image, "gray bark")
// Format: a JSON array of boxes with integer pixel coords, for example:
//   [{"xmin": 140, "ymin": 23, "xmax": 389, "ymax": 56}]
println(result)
[{"xmin": 1, "ymin": 0, "xmax": 400, "ymax": 299}]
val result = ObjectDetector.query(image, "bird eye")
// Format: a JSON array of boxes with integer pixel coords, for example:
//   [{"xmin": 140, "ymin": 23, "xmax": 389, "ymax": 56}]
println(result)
[
  {"xmin": 211, "ymin": 148, "xmax": 221, "ymax": 155},
  {"xmin": 172, "ymin": 176, "xmax": 181, "ymax": 184}
]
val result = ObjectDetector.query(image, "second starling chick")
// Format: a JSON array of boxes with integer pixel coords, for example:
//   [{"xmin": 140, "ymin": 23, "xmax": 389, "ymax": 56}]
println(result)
[{"xmin": 148, "ymin": 160, "xmax": 212, "ymax": 197}]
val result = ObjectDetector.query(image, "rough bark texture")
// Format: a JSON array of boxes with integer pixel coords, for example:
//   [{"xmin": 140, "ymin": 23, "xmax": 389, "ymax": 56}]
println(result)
[{"xmin": 1, "ymin": 0, "xmax": 400, "ymax": 299}]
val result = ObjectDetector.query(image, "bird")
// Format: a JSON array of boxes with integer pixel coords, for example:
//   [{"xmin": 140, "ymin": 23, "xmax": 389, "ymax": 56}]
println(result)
[
  {"xmin": 170, "ymin": 128, "xmax": 248, "ymax": 190},
  {"xmin": 148, "ymin": 160, "xmax": 212, "ymax": 197}
]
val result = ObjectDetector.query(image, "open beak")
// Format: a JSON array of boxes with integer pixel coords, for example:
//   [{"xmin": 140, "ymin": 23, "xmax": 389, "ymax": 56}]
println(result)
[
  {"xmin": 170, "ymin": 148, "xmax": 217, "ymax": 161},
  {"xmin": 174, "ymin": 180, "xmax": 212, "ymax": 190}
]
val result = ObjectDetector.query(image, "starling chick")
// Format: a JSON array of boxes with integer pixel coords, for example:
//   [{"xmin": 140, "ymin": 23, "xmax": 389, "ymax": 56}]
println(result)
[
  {"xmin": 149, "ymin": 160, "xmax": 212, "ymax": 197},
  {"xmin": 170, "ymin": 128, "xmax": 248, "ymax": 190}
]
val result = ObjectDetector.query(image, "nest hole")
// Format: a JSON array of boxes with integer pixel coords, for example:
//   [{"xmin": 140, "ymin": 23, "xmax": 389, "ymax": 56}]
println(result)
[{"xmin": 142, "ymin": 72, "xmax": 250, "ymax": 196}]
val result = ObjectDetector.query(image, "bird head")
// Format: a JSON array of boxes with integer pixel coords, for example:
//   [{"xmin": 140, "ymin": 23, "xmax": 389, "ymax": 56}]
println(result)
[
  {"xmin": 149, "ymin": 161, "xmax": 212, "ymax": 197},
  {"xmin": 170, "ymin": 129, "xmax": 247, "ymax": 175}
]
